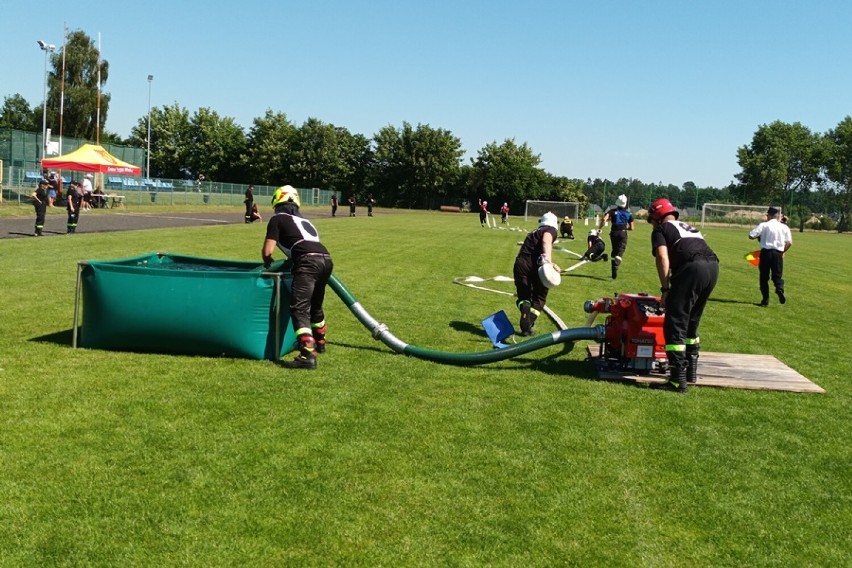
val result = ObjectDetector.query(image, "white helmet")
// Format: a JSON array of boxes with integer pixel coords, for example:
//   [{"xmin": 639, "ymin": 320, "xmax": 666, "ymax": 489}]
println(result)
[
  {"xmin": 539, "ymin": 211, "xmax": 558, "ymax": 230},
  {"xmin": 589, "ymin": 229, "xmax": 599, "ymax": 237},
  {"xmin": 538, "ymin": 262, "xmax": 561, "ymax": 288},
  {"xmin": 483, "ymin": 200, "xmax": 488, "ymax": 206},
  {"xmin": 616, "ymin": 194, "xmax": 628, "ymax": 208}
]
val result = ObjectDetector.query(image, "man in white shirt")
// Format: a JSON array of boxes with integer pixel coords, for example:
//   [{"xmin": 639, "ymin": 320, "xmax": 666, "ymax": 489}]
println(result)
[
  {"xmin": 749, "ymin": 207, "xmax": 792, "ymax": 306},
  {"xmin": 81, "ymin": 173, "xmax": 94, "ymax": 210}
]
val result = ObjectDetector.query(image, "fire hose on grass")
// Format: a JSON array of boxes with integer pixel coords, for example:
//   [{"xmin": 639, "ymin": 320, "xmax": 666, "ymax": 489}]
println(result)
[{"xmin": 328, "ymin": 274, "xmax": 605, "ymax": 366}]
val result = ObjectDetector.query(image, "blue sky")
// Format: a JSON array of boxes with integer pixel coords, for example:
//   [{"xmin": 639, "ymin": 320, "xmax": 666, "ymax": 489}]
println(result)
[{"xmin": 2, "ymin": 0, "xmax": 849, "ymax": 188}]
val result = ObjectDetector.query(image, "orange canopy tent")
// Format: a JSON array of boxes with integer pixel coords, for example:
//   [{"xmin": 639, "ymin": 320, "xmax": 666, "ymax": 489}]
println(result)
[{"xmin": 41, "ymin": 143, "xmax": 141, "ymax": 175}]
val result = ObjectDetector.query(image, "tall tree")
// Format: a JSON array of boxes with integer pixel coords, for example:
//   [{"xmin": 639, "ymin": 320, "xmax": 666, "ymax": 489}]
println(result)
[
  {"xmin": 0, "ymin": 94, "xmax": 36, "ymax": 130},
  {"xmin": 129, "ymin": 102, "xmax": 191, "ymax": 179},
  {"xmin": 45, "ymin": 30, "xmax": 110, "ymax": 141},
  {"xmin": 735, "ymin": 121, "xmax": 824, "ymax": 227},
  {"xmin": 186, "ymin": 107, "xmax": 246, "ymax": 182},
  {"xmin": 372, "ymin": 122, "xmax": 463, "ymax": 209},
  {"xmin": 824, "ymin": 116, "xmax": 852, "ymax": 232},
  {"xmin": 469, "ymin": 139, "xmax": 548, "ymax": 205},
  {"xmin": 290, "ymin": 118, "xmax": 346, "ymax": 190},
  {"xmin": 241, "ymin": 110, "xmax": 297, "ymax": 185}
]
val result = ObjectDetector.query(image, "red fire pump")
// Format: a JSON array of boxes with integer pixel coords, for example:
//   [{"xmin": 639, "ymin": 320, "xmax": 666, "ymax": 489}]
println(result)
[{"xmin": 583, "ymin": 293, "xmax": 667, "ymax": 373}]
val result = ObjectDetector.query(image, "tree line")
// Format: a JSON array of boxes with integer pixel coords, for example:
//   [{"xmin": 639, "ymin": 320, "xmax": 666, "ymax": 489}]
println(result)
[{"xmin": 2, "ymin": 31, "xmax": 849, "ymax": 231}]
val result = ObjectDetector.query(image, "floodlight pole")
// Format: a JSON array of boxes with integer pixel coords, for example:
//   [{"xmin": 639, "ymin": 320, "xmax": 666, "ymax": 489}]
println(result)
[
  {"xmin": 37, "ymin": 40, "xmax": 56, "ymax": 160},
  {"xmin": 146, "ymin": 74, "xmax": 153, "ymax": 179}
]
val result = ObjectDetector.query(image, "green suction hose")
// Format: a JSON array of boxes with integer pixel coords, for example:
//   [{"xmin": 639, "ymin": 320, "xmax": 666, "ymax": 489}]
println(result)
[{"xmin": 328, "ymin": 274, "xmax": 605, "ymax": 366}]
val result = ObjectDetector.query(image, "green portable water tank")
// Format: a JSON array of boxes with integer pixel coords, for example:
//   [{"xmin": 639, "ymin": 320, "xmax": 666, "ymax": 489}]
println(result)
[{"xmin": 76, "ymin": 253, "xmax": 296, "ymax": 360}]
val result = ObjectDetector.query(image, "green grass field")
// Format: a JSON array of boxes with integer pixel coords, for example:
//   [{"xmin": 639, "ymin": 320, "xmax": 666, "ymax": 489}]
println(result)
[{"xmin": 0, "ymin": 208, "xmax": 849, "ymax": 566}]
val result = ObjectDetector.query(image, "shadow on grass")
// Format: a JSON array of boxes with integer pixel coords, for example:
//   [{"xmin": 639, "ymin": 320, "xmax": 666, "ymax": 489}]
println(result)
[
  {"xmin": 562, "ymin": 273, "xmax": 610, "ymax": 281},
  {"xmin": 708, "ymin": 297, "xmax": 760, "ymax": 305},
  {"xmin": 31, "ymin": 328, "xmax": 74, "ymax": 346},
  {"xmin": 448, "ymin": 320, "xmax": 488, "ymax": 339}
]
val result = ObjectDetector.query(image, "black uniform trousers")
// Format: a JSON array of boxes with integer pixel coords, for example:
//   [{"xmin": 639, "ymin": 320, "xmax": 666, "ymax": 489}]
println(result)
[
  {"xmin": 290, "ymin": 253, "xmax": 334, "ymax": 334},
  {"xmin": 610, "ymin": 229, "xmax": 629, "ymax": 258},
  {"xmin": 758, "ymin": 248, "xmax": 785, "ymax": 301},
  {"xmin": 664, "ymin": 257, "xmax": 719, "ymax": 369},
  {"xmin": 513, "ymin": 255, "xmax": 549, "ymax": 313}
]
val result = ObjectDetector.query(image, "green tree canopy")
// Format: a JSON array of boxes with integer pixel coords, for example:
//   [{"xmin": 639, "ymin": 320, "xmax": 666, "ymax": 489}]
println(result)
[
  {"xmin": 45, "ymin": 30, "xmax": 110, "ymax": 142},
  {"xmin": 469, "ymin": 139, "xmax": 549, "ymax": 204},
  {"xmin": 824, "ymin": 115, "xmax": 852, "ymax": 232},
  {"xmin": 241, "ymin": 110, "xmax": 297, "ymax": 185},
  {"xmin": 0, "ymin": 94, "xmax": 35, "ymax": 130},
  {"xmin": 129, "ymin": 102, "xmax": 191, "ymax": 179}
]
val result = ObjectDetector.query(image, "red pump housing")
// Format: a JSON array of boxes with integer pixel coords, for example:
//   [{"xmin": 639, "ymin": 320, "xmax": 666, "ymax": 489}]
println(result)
[{"xmin": 584, "ymin": 293, "xmax": 667, "ymax": 373}]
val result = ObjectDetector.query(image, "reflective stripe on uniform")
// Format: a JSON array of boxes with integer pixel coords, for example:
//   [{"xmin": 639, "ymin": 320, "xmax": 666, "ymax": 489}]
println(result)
[
  {"xmin": 666, "ymin": 344, "xmax": 686, "ymax": 352},
  {"xmin": 295, "ymin": 327, "xmax": 312, "ymax": 337},
  {"xmin": 685, "ymin": 337, "xmax": 699, "ymax": 346}
]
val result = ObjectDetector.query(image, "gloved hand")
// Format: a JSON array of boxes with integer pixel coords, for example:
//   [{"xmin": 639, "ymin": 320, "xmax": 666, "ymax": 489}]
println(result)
[{"xmin": 552, "ymin": 263, "xmax": 561, "ymax": 272}]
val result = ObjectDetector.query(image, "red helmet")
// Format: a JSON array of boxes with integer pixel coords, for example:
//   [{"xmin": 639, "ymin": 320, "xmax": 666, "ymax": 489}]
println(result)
[{"xmin": 648, "ymin": 198, "xmax": 679, "ymax": 222}]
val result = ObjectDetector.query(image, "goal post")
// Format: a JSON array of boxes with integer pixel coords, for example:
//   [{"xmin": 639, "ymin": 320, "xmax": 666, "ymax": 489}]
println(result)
[
  {"xmin": 700, "ymin": 203, "xmax": 781, "ymax": 228},
  {"xmin": 525, "ymin": 200, "xmax": 580, "ymax": 222}
]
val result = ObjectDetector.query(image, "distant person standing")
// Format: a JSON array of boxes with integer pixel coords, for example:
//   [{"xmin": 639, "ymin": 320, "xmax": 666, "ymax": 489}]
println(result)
[
  {"xmin": 31, "ymin": 179, "xmax": 48, "ymax": 236},
  {"xmin": 367, "ymin": 193, "xmax": 375, "ymax": 216},
  {"xmin": 479, "ymin": 199, "xmax": 489, "ymax": 227},
  {"xmin": 46, "ymin": 172, "xmax": 59, "ymax": 207},
  {"xmin": 331, "ymin": 192, "xmax": 338, "ymax": 217},
  {"xmin": 244, "ymin": 184, "xmax": 255, "ymax": 223},
  {"xmin": 348, "ymin": 194, "xmax": 357, "ymax": 217},
  {"xmin": 500, "ymin": 202, "xmax": 509, "ymax": 224},
  {"xmin": 81, "ymin": 173, "xmax": 94, "ymax": 210},
  {"xmin": 647, "ymin": 198, "xmax": 719, "ymax": 393},
  {"xmin": 599, "ymin": 194, "xmax": 634, "ymax": 280},
  {"xmin": 65, "ymin": 181, "xmax": 82, "ymax": 233},
  {"xmin": 749, "ymin": 207, "xmax": 792, "ymax": 306}
]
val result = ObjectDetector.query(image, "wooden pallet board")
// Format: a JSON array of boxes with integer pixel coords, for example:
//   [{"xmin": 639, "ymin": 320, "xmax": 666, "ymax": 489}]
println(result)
[{"xmin": 586, "ymin": 345, "xmax": 825, "ymax": 394}]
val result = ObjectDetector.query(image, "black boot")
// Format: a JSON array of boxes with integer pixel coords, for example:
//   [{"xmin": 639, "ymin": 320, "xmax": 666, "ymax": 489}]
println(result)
[
  {"xmin": 686, "ymin": 345, "xmax": 699, "ymax": 384},
  {"xmin": 652, "ymin": 353, "xmax": 688, "ymax": 393},
  {"xmin": 611, "ymin": 257, "xmax": 620, "ymax": 280},
  {"xmin": 281, "ymin": 336, "xmax": 318, "ymax": 369}
]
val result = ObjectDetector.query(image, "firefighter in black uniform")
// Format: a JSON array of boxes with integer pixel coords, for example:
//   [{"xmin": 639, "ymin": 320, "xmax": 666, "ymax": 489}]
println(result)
[
  {"xmin": 244, "ymin": 185, "xmax": 255, "ymax": 223},
  {"xmin": 513, "ymin": 212, "xmax": 559, "ymax": 336},
  {"xmin": 559, "ymin": 216, "xmax": 574, "ymax": 239},
  {"xmin": 66, "ymin": 180, "xmax": 82, "ymax": 233},
  {"xmin": 262, "ymin": 185, "xmax": 334, "ymax": 369},
  {"xmin": 600, "ymin": 194, "xmax": 634, "ymax": 279},
  {"xmin": 647, "ymin": 198, "xmax": 719, "ymax": 393},
  {"xmin": 32, "ymin": 179, "xmax": 48, "ymax": 236}
]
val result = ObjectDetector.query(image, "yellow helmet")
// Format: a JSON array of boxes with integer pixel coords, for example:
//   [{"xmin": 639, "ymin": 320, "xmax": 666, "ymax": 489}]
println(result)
[{"xmin": 271, "ymin": 185, "xmax": 300, "ymax": 208}]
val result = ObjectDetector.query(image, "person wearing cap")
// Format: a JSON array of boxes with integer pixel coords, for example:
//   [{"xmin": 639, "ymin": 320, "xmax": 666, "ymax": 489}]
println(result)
[
  {"xmin": 749, "ymin": 207, "xmax": 792, "ymax": 306},
  {"xmin": 647, "ymin": 198, "xmax": 719, "ymax": 393},
  {"xmin": 513, "ymin": 212, "xmax": 560, "ymax": 336},
  {"xmin": 582, "ymin": 229, "xmax": 608, "ymax": 262},
  {"xmin": 81, "ymin": 173, "xmax": 94, "ymax": 210},
  {"xmin": 31, "ymin": 179, "xmax": 49, "ymax": 236},
  {"xmin": 559, "ymin": 216, "xmax": 575, "ymax": 239},
  {"xmin": 65, "ymin": 180, "xmax": 83, "ymax": 234},
  {"xmin": 599, "ymin": 194, "xmax": 634, "ymax": 279},
  {"xmin": 500, "ymin": 202, "xmax": 509, "ymax": 224},
  {"xmin": 262, "ymin": 185, "xmax": 334, "ymax": 369}
]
